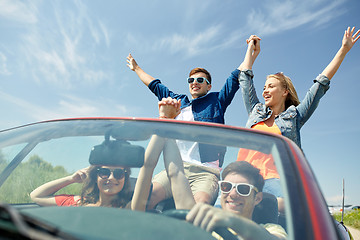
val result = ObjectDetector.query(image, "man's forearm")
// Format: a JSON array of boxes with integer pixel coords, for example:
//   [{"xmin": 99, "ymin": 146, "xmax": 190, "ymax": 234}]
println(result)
[{"xmin": 229, "ymin": 216, "xmax": 286, "ymax": 240}]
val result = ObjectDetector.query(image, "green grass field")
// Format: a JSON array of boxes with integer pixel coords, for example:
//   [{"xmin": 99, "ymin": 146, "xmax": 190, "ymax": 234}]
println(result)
[
  {"xmin": 333, "ymin": 210, "xmax": 360, "ymax": 229},
  {"xmin": 0, "ymin": 155, "xmax": 81, "ymax": 203}
]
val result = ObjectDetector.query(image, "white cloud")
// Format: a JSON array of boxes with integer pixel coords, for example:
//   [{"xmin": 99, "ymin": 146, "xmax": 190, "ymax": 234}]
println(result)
[
  {"xmin": 22, "ymin": 32, "xmax": 70, "ymax": 86},
  {"xmin": 0, "ymin": 0, "xmax": 37, "ymax": 24},
  {"xmin": 83, "ymin": 70, "xmax": 110, "ymax": 85},
  {"xmin": 99, "ymin": 21, "xmax": 110, "ymax": 48},
  {"xmin": 57, "ymin": 95, "xmax": 130, "ymax": 117},
  {"xmin": 13, "ymin": 0, "xmax": 113, "ymax": 89},
  {"xmin": 156, "ymin": 25, "xmax": 223, "ymax": 58},
  {"xmin": 1, "ymin": 0, "xmax": 349, "ymax": 88},
  {"xmin": 0, "ymin": 90, "xmax": 58, "ymax": 121},
  {"xmin": 245, "ymin": 0, "xmax": 346, "ymax": 36},
  {"xmin": 0, "ymin": 52, "xmax": 11, "ymax": 75},
  {"xmin": 59, "ymin": 99, "xmax": 98, "ymax": 116},
  {"xmin": 0, "ymin": 90, "xmax": 129, "ymax": 123},
  {"xmin": 142, "ymin": 0, "xmax": 347, "ymax": 58}
]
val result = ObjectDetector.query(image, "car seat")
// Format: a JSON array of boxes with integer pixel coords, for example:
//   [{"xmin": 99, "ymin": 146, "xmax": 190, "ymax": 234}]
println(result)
[
  {"xmin": 153, "ymin": 198, "xmax": 176, "ymax": 212},
  {"xmin": 252, "ymin": 192, "xmax": 279, "ymax": 224}
]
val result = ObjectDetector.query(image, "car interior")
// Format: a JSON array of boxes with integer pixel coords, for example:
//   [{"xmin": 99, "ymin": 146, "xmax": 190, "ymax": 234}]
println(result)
[{"xmin": 0, "ymin": 119, "xmax": 294, "ymax": 239}]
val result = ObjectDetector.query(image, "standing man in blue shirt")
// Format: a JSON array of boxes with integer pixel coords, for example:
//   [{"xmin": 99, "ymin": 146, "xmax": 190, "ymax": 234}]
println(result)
[{"xmin": 127, "ymin": 54, "xmax": 240, "ymax": 208}]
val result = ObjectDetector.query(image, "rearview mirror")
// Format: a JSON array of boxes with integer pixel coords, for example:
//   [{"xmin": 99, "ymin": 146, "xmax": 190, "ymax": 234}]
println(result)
[{"xmin": 89, "ymin": 140, "xmax": 144, "ymax": 168}]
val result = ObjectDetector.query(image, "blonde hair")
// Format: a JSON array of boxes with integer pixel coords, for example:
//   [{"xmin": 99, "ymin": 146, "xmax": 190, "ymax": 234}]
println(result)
[{"xmin": 267, "ymin": 72, "xmax": 300, "ymax": 108}]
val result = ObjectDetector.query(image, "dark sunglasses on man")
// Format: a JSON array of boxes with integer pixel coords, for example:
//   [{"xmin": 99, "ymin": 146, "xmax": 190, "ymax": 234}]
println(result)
[
  {"xmin": 218, "ymin": 181, "xmax": 258, "ymax": 196},
  {"xmin": 97, "ymin": 167, "xmax": 126, "ymax": 180},
  {"xmin": 187, "ymin": 77, "xmax": 210, "ymax": 84}
]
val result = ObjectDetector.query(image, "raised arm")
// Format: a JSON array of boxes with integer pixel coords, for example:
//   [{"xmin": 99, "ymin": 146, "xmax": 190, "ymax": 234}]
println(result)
[
  {"xmin": 321, "ymin": 27, "xmax": 359, "ymax": 80},
  {"xmin": 238, "ymin": 35, "xmax": 261, "ymax": 71},
  {"xmin": 131, "ymin": 134, "xmax": 165, "ymax": 211},
  {"xmin": 163, "ymin": 139, "xmax": 196, "ymax": 209},
  {"xmin": 159, "ymin": 97, "xmax": 195, "ymax": 209},
  {"xmin": 30, "ymin": 167, "xmax": 88, "ymax": 206},
  {"xmin": 127, "ymin": 53, "xmax": 156, "ymax": 86},
  {"xmin": 131, "ymin": 97, "xmax": 193, "ymax": 211}
]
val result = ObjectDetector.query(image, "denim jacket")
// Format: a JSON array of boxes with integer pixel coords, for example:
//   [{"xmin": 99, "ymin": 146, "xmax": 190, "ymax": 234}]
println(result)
[
  {"xmin": 148, "ymin": 69, "xmax": 240, "ymax": 166},
  {"xmin": 239, "ymin": 70, "xmax": 330, "ymax": 148}
]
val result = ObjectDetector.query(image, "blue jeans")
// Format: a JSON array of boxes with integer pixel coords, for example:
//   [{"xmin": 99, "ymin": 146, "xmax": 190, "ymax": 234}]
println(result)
[{"xmin": 263, "ymin": 178, "xmax": 283, "ymax": 198}]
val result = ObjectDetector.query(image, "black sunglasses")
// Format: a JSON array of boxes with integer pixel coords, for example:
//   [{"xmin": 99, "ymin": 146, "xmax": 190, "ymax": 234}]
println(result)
[
  {"xmin": 97, "ymin": 168, "xmax": 126, "ymax": 180},
  {"xmin": 218, "ymin": 181, "xmax": 258, "ymax": 196},
  {"xmin": 187, "ymin": 77, "xmax": 210, "ymax": 84}
]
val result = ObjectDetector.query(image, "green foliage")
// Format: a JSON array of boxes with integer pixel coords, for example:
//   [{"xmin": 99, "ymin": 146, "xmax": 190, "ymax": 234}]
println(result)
[
  {"xmin": 0, "ymin": 154, "xmax": 82, "ymax": 204},
  {"xmin": 333, "ymin": 210, "xmax": 360, "ymax": 229}
]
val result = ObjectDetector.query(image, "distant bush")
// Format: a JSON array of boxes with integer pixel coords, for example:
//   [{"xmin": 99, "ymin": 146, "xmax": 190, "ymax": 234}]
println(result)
[
  {"xmin": 333, "ymin": 210, "xmax": 360, "ymax": 229},
  {"xmin": 0, "ymin": 155, "xmax": 81, "ymax": 203}
]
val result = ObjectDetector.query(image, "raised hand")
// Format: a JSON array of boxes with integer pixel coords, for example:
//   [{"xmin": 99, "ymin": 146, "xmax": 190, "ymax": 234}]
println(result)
[
  {"xmin": 126, "ymin": 53, "xmax": 155, "ymax": 86},
  {"xmin": 246, "ymin": 35, "xmax": 261, "ymax": 59},
  {"xmin": 342, "ymin": 26, "xmax": 360, "ymax": 53},
  {"xmin": 321, "ymin": 26, "xmax": 359, "ymax": 80},
  {"xmin": 186, "ymin": 203, "xmax": 234, "ymax": 232},
  {"xmin": 71, "ymin": 167, "xmax": 90, "ymax": 183},
  {"xmin": 126, "ymin": 53, "xmax": 139, "ymax": 71},
  {"xmin": 158, "ymin": 97, "xmax": 181, "ymax": 119},
  {"xmin": 238, "ymin": 35, "xmax": 261, "ymax": 70}
]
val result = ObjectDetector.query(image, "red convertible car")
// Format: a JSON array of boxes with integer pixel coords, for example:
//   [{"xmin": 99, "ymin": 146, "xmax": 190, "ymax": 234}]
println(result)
[{"xmin": 0, "ymin": 118, "xmax": 349, "ymax": 239}]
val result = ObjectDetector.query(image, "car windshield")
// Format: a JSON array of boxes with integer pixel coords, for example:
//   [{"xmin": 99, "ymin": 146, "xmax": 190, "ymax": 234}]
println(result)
[{"xmin": 0, "ymin": 118, "xmax": 335, "ymax": 239}]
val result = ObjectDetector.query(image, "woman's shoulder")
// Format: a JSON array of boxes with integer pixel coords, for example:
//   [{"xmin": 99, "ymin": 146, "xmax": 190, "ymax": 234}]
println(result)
[
  {"xmin": 281, "ymin": 105, "xmax": 298, "ymax": 118},
  {"xmin": 252, "ymin": 102, "xmax": 267, "ymax": 112}
]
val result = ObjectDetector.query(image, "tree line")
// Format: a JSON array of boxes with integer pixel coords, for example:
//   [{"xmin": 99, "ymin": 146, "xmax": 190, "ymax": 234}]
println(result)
[{"xmin": 0, "ymin": 153, "xmax": 81, "ymax": 204}]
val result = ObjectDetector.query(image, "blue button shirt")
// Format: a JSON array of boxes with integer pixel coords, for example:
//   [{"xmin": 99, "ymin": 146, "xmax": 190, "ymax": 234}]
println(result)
[{"xmin": 147, "ymin": 69, "xmax": 240, "ymax": 166}]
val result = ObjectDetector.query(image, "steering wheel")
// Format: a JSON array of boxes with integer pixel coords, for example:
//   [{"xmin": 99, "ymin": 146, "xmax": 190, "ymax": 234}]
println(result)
[{"xmin": 163, "ymin": 209, "xmax": 239, "ymax": 240}]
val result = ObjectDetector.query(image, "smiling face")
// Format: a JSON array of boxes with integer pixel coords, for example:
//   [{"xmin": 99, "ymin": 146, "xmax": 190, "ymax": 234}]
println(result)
[
  {"xmin": 96, "ymin": 166, "xmax": 125, "ymax": 196},
  {"xmin": 220, "ymin": 173, "xmax": 262, "ymax": 219},
  {"xmin": 188, "ymin": 72, "xmax": 212, "ymax": 99},
  {"xmin": 262, "ymin": 77, "xmax": 288, "ymax": 109}
]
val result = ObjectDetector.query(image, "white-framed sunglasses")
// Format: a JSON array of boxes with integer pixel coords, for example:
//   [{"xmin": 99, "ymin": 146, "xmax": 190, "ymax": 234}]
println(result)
[
  {"xmin": 218, "ymin": 181, "xmax": 258, "ymax": 196},
  {"xmin": 187, "ymin": 77, "xmax": 210, "ymax": 84}
]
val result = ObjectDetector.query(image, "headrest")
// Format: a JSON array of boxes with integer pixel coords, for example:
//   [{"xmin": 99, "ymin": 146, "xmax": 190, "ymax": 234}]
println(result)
[{"xmin": 89, "ymin": 139, "xmax": 144, "ymax": 168}]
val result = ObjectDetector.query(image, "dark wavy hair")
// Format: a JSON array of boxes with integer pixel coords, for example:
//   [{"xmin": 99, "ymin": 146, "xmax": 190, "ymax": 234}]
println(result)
[
  {"xmin": 79, "ymin": 165, "xmax": 132, "ymax": 208},
  {"xmin": 221, "ymin": 161, "xmax": 264, "ymax": 192}
]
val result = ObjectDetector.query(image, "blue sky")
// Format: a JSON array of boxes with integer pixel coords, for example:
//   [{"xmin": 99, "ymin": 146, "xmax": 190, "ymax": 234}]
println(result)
[{"xmin": 0, "ymin": 0, "xmax": 359, "ymax": 206}]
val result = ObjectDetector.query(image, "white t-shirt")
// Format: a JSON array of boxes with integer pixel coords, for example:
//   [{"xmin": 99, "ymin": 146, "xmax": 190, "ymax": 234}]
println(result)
[{"xmin": 175, "ymin": 105, "xmax": 220, "ymax": 169}]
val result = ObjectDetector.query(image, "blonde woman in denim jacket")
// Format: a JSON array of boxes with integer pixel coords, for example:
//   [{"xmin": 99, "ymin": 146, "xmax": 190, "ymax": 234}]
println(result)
[{"xmin": 237, "ymin": 27, "xmax": 359, "ymax": 213}]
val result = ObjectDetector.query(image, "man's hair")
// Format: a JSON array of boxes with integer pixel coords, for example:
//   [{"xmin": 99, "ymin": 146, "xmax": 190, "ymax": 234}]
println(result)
[
  {"xmin": 221, "ymin": 161, "xmax": 264, "ymax": 192},
  {"xmin": 189, "ymin": 67, "xmax": 212, "ymax": 84}
]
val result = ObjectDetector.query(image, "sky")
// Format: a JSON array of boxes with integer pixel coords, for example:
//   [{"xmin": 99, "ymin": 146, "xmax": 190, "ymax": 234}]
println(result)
[{"xmin": 0, "ymin": 0, "xmax": 359, "ymax": 206}]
